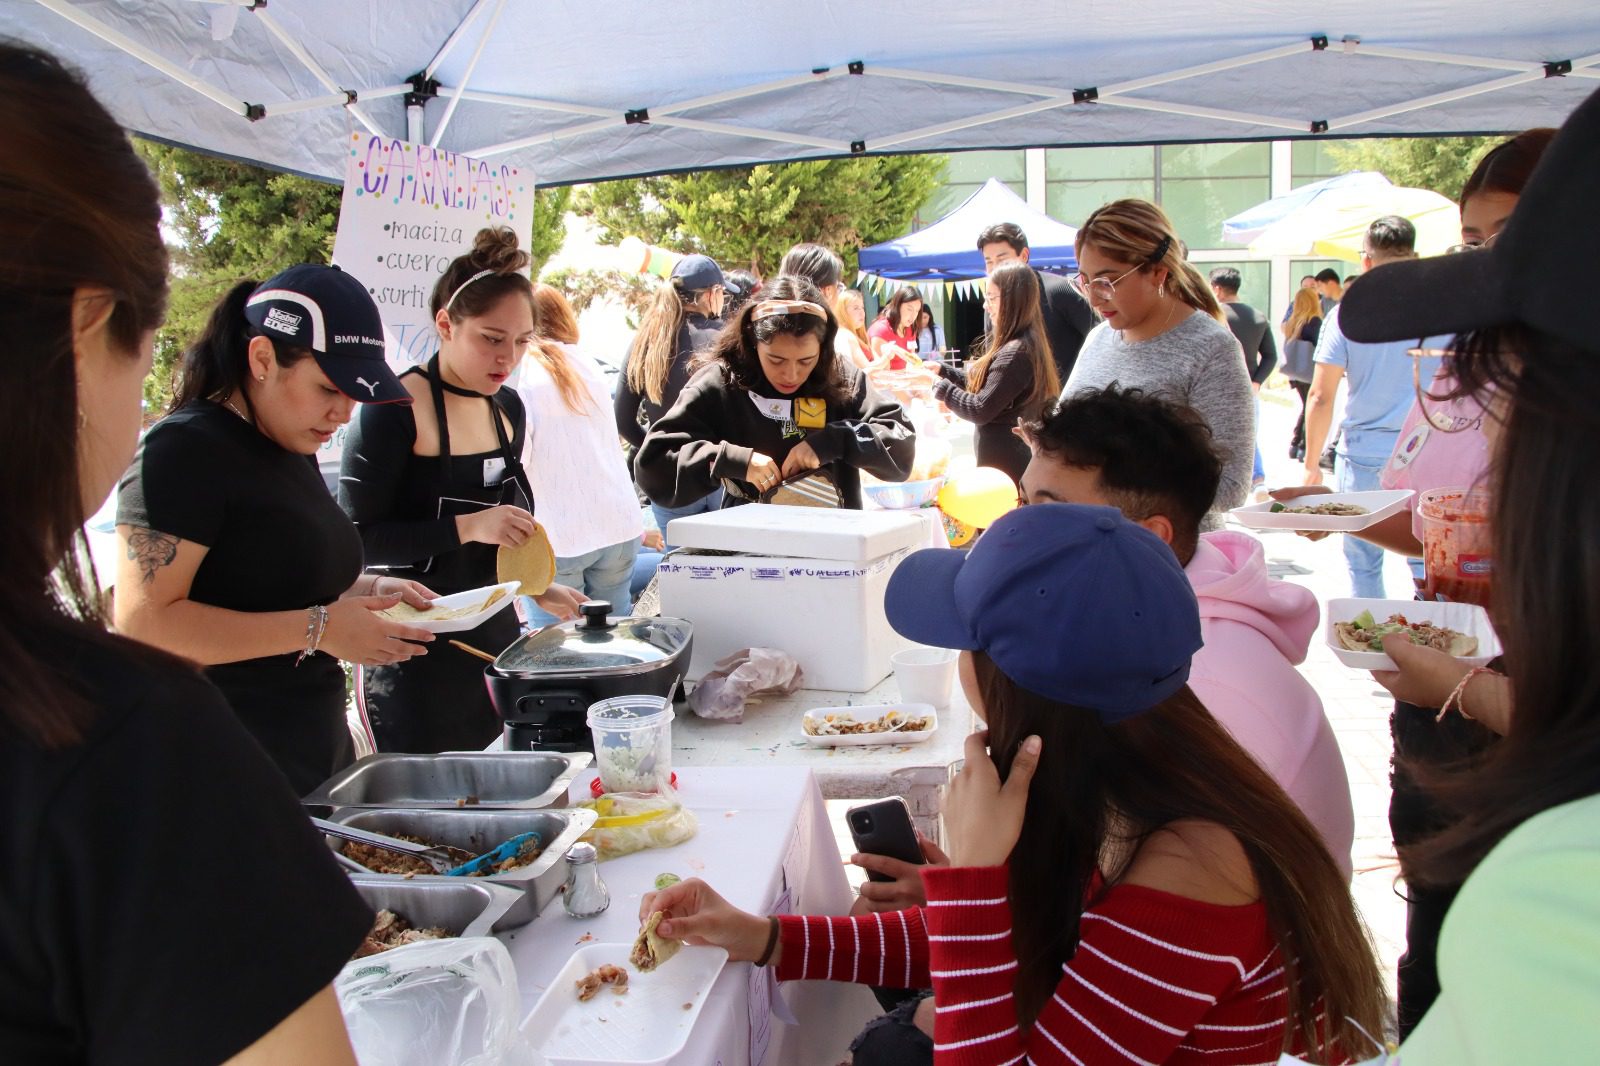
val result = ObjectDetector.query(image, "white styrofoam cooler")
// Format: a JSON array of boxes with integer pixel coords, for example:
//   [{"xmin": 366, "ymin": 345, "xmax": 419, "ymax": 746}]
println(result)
[{"xmin": 659, "ymin": 505, "xmax": 932, "ymax": 692}]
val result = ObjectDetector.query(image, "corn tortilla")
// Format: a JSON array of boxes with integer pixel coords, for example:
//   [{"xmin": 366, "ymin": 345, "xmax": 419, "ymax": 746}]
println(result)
[{"xmin": 497, "ymin": 521, "xmax": 556, "ymax": 595}]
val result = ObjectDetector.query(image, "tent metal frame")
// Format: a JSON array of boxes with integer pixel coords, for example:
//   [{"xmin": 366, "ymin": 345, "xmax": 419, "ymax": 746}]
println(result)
[{"xmin": 31, "ymin": 0, "xmax": 1600, "ymax": 176}]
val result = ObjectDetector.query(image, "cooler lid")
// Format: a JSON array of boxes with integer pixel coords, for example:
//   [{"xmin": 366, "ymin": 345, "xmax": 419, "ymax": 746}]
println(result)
[{"xmin": 664, "ymin": 504, "xmax": 928, "ymax": 562}]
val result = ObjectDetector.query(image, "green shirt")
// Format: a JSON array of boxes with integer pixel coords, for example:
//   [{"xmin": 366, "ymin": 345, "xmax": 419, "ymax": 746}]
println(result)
[{"xmin": 1403, "ymin": 791, "xmax": 1600, "ymax": 1062}]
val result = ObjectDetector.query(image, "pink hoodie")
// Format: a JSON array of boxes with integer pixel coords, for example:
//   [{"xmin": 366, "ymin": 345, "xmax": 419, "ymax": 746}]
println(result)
[{"xmin": 1187, "ymin": 531, "xmax": 1355, "ymax": 880}]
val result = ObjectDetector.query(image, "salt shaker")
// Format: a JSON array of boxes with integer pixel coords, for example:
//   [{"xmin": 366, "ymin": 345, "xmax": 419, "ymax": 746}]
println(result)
[{"xmin": 561, "ymin": 842, "xmax": 610, "ymax": 918}]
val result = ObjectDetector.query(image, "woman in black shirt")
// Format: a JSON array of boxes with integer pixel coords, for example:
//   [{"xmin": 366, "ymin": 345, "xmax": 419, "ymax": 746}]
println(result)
[
  {"xmin": 636, "ymin": 276, "xmax": 915, "ymax": 510},
  {"xmin": 116, "ymin": 265, "xmax": 439, "ymax": 795},
  {"xmin": 614, "ymin": 254, "xmax": 728, "ymax": 541},
  {"xmin": 2, "ymin": 43, "xmax": 370, "ymax": 1064},
  {"xmin": 340, "ymin": 228, "xmax": 584, "ymax": 753},
  {"xmin": 923, "ymin": 261, "xmax": 1061, "ymax": 484}
]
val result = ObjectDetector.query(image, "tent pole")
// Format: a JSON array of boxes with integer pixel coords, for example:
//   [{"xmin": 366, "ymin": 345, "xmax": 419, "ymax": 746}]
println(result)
[
  {"xmin": 872, "ymin": 96, "xmax": 1076, "ymax": 150},
  {"xmin": 249, "ymin": 8, "xmax": 383, "ymax": 136},
  {"xmin": 33, "ymin": 0, "xmax": 249, "ymax": 117},
  {"xmin": 425, "ymin": 0, "xmax": 495, "ymax": 80},
  {"xmin": 1341, "ymin": 43, "xmax": 1548, "ymax": 73},
  {"xmin": 1098, "ymin": 97, "xmax": 1308, "ymax": 133},
  {"xmin": 407, "ymin": 103, "xmax": 425, "ymax": 143},
  {"xmin": 1329, "ymin": 70, "xmax": 1549, "ymax": 131},
  {"xmin": 456, "ymin": 88, "xmax": 615, "ymax": 118},
  {"xmin": 430, "ymin": 0, "xmax": 508, "ymax": 148}
]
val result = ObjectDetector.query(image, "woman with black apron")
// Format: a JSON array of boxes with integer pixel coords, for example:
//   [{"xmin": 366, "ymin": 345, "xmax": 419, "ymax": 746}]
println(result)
[{"xmin": 340, "ymin": 228, "xmax": 584, "ymax": 752}]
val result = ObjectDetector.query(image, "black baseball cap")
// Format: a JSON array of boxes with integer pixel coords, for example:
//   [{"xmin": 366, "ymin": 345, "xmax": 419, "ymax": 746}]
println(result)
[
  {"xmin": 243, "ymin": 265, "xmax": 410, "ymax": 404},
  {"xmin": 670, "ymin": 254, "xmax": 725, "ymax": 292},
  {"xmin": 1340, "ymin": 84, "xmax": 1598, "ymax": 351}
]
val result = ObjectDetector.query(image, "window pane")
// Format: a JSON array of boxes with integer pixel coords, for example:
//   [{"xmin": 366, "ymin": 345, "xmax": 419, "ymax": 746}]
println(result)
[
  {"xmin": 1045, "ymin": 145, "xmax": 1155, "ymax": 181},
  {"xmin": 1161, "ymin": 176, "xmax": 1271, "ymax": 251},
  {"xmin": 1291, "ymin": 141, "xmax": 1346, "ymax": 187},
  {"xmin": 1046, "ymin": 178, "xmax": 1157, "ymax": 228},
  {"xmin": 1161, "ymin": 142, "xmax": 1270, "ymax": 179},
  {"xmin": 1200, "ymin": 260, "xmax": 1271, "ymax": 318}
]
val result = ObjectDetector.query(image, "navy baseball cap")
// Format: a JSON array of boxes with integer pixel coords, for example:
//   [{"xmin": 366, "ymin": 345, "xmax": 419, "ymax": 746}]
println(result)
[
  {"xmin": 243, "ymin": 265, "xmax": 410, "ymax": 404},
  {"xmin": 885, "ymin": 504, "xmax": 1202, "ymax": 721},
  {"xmin": 670, "ymin": 254, "xmax": 725, "ymax": 292}
]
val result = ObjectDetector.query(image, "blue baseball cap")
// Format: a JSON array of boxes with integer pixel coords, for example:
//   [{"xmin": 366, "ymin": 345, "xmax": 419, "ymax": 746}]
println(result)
[
  {"xmin": 884, "ymin": 504, "xmax": 1202, "ymax": 721},
  {"xmin": 670, "ymin": 254, "xmax": 725, "ymax": 292}
]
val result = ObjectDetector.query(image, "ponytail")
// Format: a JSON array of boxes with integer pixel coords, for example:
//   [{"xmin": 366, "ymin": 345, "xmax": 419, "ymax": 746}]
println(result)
[
  {"xmin": 1076, "ymin": 200, "xmax": 1223, "ymax": 322},
  {"xmin": 626, "ymin": 279, "xmax": 690, "ymax": 406},
  {"xmin": 168, "ymin": 280, "xmax": 314, "ymax": 417}
]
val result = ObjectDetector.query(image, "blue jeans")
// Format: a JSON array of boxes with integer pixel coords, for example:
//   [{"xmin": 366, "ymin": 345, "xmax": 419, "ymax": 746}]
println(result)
[
  {"xmin": 1251, "ymin": 396, "xmax": 1265, "ymax": 484},
  {"xmin": 522, "ymin": 537, "xmax": 640, "ymax": 626},
  {"xmin": 1337, "ymin": 453, "xmax": 1387, "ymax": 599},
  {"xmin": 651, "ymin": 488, "xmax": 724, "ymax": 551},
  {"xmin": 631, "ymin": 550, "xmax": 663, "ymax": 600}
]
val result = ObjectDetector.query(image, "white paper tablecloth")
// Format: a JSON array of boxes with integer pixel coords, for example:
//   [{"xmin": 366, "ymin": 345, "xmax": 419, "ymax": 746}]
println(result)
[
  {"xmin": 674, "ymin": 673, "xmax": 974, "ymax": 842},
  {"xmin": 506, "ymin": 766, "xmax": 881, "ymax": 1066}
]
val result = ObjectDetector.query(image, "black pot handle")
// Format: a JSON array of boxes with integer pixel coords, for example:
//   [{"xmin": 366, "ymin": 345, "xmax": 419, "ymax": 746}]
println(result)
[{"xmin": 579, "ymin": 601, "xmax": 614, "ymax": 630}]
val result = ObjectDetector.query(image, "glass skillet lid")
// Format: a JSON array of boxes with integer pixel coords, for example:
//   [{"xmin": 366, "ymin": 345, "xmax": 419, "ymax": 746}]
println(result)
[{"xmin": 491, "ymin": 602, "xmax": 692, "ymax": 680}]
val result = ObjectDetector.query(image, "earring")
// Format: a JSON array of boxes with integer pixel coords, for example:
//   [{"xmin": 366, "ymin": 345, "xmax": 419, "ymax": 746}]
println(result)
[
  {"xmin": 1158, "ymin": 283, "xmax": 1166, "ymax": 298},
  {"xmin": 257, "ymin": 374, "xmax": 265, "ymax": 382},
  {"xmin": 78, "ymin": 409, "xmax": 88, "ymax": 429}
]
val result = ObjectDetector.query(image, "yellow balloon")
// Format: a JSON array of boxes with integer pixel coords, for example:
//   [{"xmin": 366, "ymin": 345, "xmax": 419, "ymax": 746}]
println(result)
[{"xmin": 936, "ymin": 467, "xmax": 1018, "ymax": 529}]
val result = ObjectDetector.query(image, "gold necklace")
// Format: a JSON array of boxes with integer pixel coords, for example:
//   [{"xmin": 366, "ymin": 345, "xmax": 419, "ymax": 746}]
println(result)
[{"xmin": 222, "ymin": 397, "xmax": 251, "ymax": 423}]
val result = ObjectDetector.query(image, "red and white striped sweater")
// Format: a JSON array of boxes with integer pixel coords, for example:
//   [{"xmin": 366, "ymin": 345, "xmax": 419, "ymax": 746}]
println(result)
[{"xmin": 774, "ymin": 865, "xmax": 1297, "ymax": 1065}]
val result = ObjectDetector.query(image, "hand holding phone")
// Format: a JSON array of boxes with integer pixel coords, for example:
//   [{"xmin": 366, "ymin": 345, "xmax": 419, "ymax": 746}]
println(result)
[{"xmin": 846, "ymin": 798, "xmax": 923, "ymax": 883}]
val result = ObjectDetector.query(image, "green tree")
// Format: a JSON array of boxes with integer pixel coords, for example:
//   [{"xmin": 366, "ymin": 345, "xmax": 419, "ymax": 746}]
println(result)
[
  {"xmin": 136, "ymin": 141, "xmax": 343, "ymax": 411},
  {"xmin": 529, "ymin": 186, "xmax": 572, "ymax": 275},
  {"xmin": 1326, "ymin": 136, "xmax": 1498, "ymax": 200},
  {"xmin": 576, "ymin": 155, "xmax": 947, "ymax": 276}
]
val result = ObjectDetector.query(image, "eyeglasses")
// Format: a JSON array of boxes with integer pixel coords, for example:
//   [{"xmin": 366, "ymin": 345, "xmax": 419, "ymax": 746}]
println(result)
[
  {"xmin": 1071, "ymin": 263, "xmax": 1142, "ymax": 302},
  {"xmin": 1444, "ymin": 230, "xmax": 1502, "ymax": 256}
]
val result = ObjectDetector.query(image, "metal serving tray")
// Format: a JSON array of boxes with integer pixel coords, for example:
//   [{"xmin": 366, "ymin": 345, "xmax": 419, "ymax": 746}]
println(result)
[
  {"xmin": 303, "ymin": 751, "xmax": 592, "ymax": 811},
  {"xmin": 347, "ymin": 875, "xmax": 522, "ymax": 939},
  {"xmin": 324, "ymin": 807, "xmax": 597, "ymax": 928}
]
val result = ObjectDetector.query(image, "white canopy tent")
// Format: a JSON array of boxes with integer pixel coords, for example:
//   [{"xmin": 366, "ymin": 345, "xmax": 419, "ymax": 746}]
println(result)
[{"xmin": 6, "ymin": 0, "xmax": 1600, "ymax": 186}]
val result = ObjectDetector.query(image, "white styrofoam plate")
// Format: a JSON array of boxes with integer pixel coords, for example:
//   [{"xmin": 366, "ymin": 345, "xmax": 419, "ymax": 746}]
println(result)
[
  {"xmin": 801, "ymin": 703, "xmax": 938, "ymax": 747},
  {"xmin": 521, "ymin": 943, "xmax": 728, "ymax": 1065},
  {"xmin": 381, "ymin": 581, "xmax": 521, "ymax": 635},
  {"xmin": 1325, "ymin": 598, "xmax": 1502, "ymax": 671},
  {"xmin": 1230, "ymin": 489, "xmax": 1414, "ymax": 532}
]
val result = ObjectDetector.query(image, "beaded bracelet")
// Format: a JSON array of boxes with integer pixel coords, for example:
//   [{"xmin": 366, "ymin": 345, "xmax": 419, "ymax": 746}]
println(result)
[{"xmin": 1436, "ymin": 666, "xmax": 1497, "ymax": 722}]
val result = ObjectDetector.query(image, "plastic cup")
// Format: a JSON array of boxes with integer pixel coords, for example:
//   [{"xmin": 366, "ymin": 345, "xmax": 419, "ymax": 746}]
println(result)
[
  {"xmin": 1418, "ymin": 487, "xmax": 1493, "ymax": 607},
  {"xmin": 587, "ymin": 695, "xmax": 674, "ymax": 794},
  {"xmin": 892, "ymin": 648, "xmax": 958, "ymax": 709}
]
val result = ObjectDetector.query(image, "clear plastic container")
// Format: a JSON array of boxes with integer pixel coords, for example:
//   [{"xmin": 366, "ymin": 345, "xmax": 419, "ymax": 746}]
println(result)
[
  {"xmin": 587, "ymin": 695, "xmax": 674, "ymax": 794},
  {"xmin": 1418, "ymin": 487, "xmax": 1493, "ymax": 607}
]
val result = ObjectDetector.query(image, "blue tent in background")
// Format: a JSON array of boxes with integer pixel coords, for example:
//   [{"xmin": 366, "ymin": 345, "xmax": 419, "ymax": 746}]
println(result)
[{"xmin": 859, "ymin": 178, "xmax": 1079, "ymax": 283}]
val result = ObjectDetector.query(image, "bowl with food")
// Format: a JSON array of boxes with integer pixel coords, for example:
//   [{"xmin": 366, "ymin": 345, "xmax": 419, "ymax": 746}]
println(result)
[
  {"xmin": 800, "ymin": 703, "xmax": 938, "ymax": 747},
  {"xmin": 377, "ymin": 581, "xmax": 522, "ymax": 634},
  {"xmin": 1230, "ymin": 489, "xmax": 1414, "ymax": 533},
  {"xmin": 1324, "ymin": 597, "xmax": 1502, "ymax": 671}
]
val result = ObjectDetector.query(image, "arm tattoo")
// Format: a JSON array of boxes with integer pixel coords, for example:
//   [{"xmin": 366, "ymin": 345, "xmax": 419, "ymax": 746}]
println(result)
[{"xmin": 126, "ymin": 528, "xmax": 179, "ymax": 584}]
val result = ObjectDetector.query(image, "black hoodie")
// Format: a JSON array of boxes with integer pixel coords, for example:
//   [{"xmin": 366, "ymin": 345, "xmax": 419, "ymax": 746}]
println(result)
[{"xmin": 635, "ymin": 363, "xmax": 915, "ymax": 510}]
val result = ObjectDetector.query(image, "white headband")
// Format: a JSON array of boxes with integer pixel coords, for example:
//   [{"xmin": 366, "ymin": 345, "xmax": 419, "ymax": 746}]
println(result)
[{"xmin": 445, "ymin": 268, "xmax": 496, "ymax": 311}]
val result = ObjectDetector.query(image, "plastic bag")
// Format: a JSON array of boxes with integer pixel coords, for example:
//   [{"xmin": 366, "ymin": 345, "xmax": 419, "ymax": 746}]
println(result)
[
  {"xmin": 689, "ymin": 647, "xmax": 804, "ymax": 722},
  {"xmin": 337, "ymin": 936, "xmax": 545, "ymax": 1066},
  {"xmin": 576, "ymin": 788, "xmax": 699, "ymax": 861}
]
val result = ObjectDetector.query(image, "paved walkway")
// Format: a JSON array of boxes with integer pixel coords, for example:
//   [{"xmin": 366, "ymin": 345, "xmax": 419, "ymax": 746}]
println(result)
[{"xmin": 827, "ymin": 386, "xmax": 1408, "ymax": 1004}]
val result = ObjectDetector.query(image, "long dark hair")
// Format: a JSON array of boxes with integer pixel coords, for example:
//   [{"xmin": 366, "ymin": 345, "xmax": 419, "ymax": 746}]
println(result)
[
  {"xmin": 974, "ymin": 653, "xmax": 1385, "ymax": 1059},
  {"xmin": 168, "ymin": 280, "xmax": 314, "ymax": 417},
  {"xmin": 0, "ymin": 43, "xmax": 169, "ymax": 746},
  {"xmin": 777, "ymin": 243, "xmax": 843, "ymax": 292},
  {"xmin": 969, "ymin": 261, "xmax": 1059, "ymax": 414},
  {"xmin": 1405, "ymin": 325, "xmax": 1600, "ymax": 888},
  {"xmin": 1459, "ymin": 128, "xmax": 1557, "ymax": 210},
  {"xmin": 697, "ymin": 276, "xmax": 852, "ymax": 404},
  {"xmin": 879, "ymin": 287, "xmax": 922, "ymax": 332}
]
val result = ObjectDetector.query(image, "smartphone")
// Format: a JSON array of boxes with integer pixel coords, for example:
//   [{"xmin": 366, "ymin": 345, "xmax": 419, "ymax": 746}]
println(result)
[{"xmin": 846, "ymin": 797, "xmax": 923, "ymax": 882}]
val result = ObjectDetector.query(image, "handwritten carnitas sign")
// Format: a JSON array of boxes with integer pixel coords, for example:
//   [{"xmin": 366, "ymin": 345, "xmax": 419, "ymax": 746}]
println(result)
[{"xmin": 324, "ymin": 134, "xmax": 534, "ymax": 466}]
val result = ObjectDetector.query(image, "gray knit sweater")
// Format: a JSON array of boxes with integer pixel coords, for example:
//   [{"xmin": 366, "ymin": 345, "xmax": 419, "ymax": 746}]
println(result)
[{"xmin": 1061, "ymin": 310, "xmax": 1255, "ymax": 515}]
